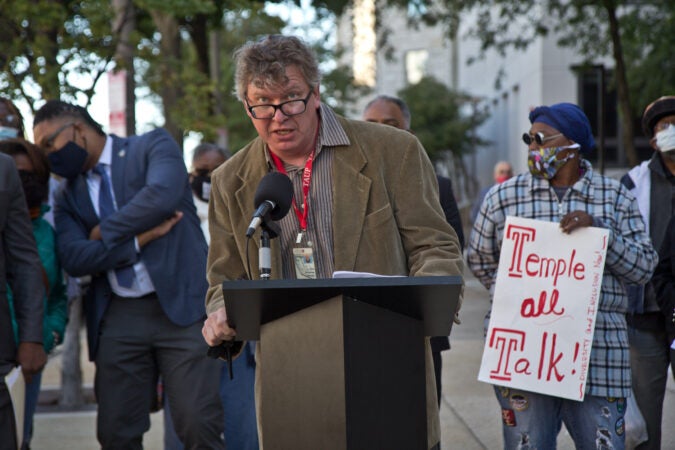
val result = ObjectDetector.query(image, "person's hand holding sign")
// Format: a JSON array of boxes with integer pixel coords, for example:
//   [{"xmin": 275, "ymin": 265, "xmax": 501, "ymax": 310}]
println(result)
[{"xmin": 560, "ymin": 210, "xmax": 593, "ymax": 234}]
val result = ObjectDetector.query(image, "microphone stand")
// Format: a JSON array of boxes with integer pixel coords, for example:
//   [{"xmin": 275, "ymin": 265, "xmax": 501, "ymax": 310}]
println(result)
[
  {"xmin": 259, "ymin": 229, "xmax": 271, "ymax": 280},
  {"xmin": 259, "ymin": 214, "xmax": 281, "ymax": 281}
]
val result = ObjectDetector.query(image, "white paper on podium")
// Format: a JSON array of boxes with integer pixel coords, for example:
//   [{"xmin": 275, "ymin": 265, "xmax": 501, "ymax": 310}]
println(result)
[
  {"xmin": 5, "ymin": 365, "xmax": 25, "ymax": 449},
  {"xmin": 332, "ymin": 271, "xmax": 404, "ymax": 278}
]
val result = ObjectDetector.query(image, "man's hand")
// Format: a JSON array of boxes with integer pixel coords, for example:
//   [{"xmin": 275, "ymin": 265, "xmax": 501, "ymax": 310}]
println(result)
[
  {"xmin": 453, "ymin": 292, "xmax": 463, "ymax": 324},
  {"xmin": 17, "ymin": 342, "xmax": 47, "ymax": 384},
  {"xmin": 89, "ymin": 224, "xmax": 102, "ymax": 241},
  {"xmin": 202, "ymin": 306, "xmax": 237, "ymax": 346},
  {"xmin": 560, "ymin": 210, "xmax": 593, "ymax": 234},
  {"xmin": 138, "ymin": 211, "xmax": 183, "ymax": 248}
]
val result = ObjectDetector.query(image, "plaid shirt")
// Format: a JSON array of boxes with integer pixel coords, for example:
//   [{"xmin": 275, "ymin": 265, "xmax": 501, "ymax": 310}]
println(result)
[{"xmin": 467, "ymin": 159, "xmax": 658, "ymax": 398}]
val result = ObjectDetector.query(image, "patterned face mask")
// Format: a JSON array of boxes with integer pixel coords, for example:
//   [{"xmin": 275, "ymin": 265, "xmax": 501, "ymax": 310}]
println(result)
[{"xmin": 527, "ymin": 144, "xmax": 580, "ymax": 180}]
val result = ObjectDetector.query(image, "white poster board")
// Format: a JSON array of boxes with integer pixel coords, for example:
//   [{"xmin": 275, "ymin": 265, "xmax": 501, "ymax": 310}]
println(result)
[
  {"xmin": 5, "ymin": 365, "xmax": 24, "ymax": 449},
  {"xmin": 478, "ymin": 216, "xmax": 609, "ymax": 401}
]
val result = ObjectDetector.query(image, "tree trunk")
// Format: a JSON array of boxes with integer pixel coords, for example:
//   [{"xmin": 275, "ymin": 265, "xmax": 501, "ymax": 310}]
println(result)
[
  {"xmin": 112, "ymin": 0, "xmax": 137, "ymax": 136},
  {"xmin": 35, "ymin": 28, "xmax": 62, "ymax": 101},
  {"xmin": 150, "ymin": 10, "xmax": 184, "ymax": 151},
  {"xmin": 59, "ymin": 290, "xmax": 84, "ymax": 407},
  {"xmin": 190, "ymin": 14, "xmax": 210, "ymax": 76},
  {"xmin": 604, "ymin": 0, "xmax": 637, "ymax": 166},
  {"xmin": 209, "ymin": 29, "xmax": 228, "ymax": 149}
]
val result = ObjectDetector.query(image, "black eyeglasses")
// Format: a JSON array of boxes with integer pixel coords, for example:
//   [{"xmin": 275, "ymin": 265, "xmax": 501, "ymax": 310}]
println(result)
[
  {"xmin": 245, "ymin": 91, "xmax": 313, "ymax": 119},
  {"xmin": 522, "ymin": 131, "xmax": 563, "ymax": 146},
  {"xmin": 44, "ymin": 122, "xmax": 76, "ymax": 148}
]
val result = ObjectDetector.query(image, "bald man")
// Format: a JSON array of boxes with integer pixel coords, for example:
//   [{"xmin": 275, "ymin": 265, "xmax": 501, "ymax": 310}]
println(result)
[{"xmin": 470, "ymin": 161, "xmax": 513, "ymax": 223}]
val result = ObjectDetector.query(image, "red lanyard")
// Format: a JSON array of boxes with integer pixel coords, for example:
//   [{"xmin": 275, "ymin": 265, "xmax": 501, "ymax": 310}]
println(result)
[{"xmin": 269, "ymin": 148, "xmax": 315, "ymax": 231}]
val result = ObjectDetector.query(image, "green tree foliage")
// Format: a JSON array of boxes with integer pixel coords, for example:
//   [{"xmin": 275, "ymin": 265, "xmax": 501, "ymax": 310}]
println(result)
[
  {"xmin": 139, "ymin": 0, "xmax": 368, "ymax": 149},
  {"xmin": 0, "ymin": 1, "xmax": 116, "ymax": 111},
  {"xmin": 0, "ymin": 0, "xmax": 368, "ymax": 151},
  {"xmin": 391, "ymin": 0, "xmax": 675, "ymax": 166},
  {"xmin": 398, "ymin": 76, "xmax": 490, "ymax": 162},
  {"xmin": 209, "ymin": 6, "xmax": 288, "ymax": 152},
  {"xmin": 320, "ymin": 62, "xmax": 371, "ymax": 117},
  {"xmin": 205, "ymin": 1, "xmax": 370, "ymax": 152},
  {"xmin": 620, "ymin": 3, "xmax": 675, "ymax": 114}
]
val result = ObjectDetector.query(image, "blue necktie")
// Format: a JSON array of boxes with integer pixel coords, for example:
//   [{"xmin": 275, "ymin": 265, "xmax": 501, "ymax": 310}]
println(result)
[{"xmin": 93, "ymin": 164, "xmax": 135, "ymax": 288}]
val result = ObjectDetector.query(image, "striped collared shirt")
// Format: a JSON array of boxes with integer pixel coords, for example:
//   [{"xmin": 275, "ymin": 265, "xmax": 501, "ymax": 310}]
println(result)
[
  {"xmin": 467, "ymin": 159, "xmax": 658, "ymax": 398},
  {"xmin": 265, "ymin": 104, "xmax": 350, "ymax": 279}
]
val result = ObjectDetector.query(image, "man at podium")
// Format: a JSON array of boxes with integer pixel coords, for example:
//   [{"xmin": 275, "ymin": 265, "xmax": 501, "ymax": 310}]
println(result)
[{"xmin": 201, "ymin": 34, "xmax": 464, "ymax": 449}]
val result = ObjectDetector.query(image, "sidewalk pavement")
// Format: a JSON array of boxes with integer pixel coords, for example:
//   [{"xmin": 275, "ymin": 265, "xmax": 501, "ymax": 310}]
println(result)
[{"xmin": 32, "ymin": 270, "xmax": 675, "ymax": 449}]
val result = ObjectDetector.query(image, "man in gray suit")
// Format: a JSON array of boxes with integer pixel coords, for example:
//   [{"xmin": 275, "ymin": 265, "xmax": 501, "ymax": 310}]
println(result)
[
  {"xmin": 0, "ymin": 152, "xmax": 46, "ymax": 449},
  {"xmin": 33, "ymin": 101, "xmax": 224, "ymax": 449}
]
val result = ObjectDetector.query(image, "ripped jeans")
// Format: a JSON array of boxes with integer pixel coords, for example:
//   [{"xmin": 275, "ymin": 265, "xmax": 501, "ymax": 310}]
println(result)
[{"xmin": 494, "ymin": 386, "xmax": 625, "ymax": 450}]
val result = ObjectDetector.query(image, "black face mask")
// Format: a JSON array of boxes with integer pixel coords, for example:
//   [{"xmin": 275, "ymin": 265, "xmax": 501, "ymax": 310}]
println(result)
[
  {"xmin": 190, "ymin": 173, "xmax": 211, "ymax": 203},
  {"xmin": 18, "ymin": 170, "xmax": 49, "ymax": 210},
  {"xmin": 47, "ymin": 141, "xmax": 88, "ymax": 179}
]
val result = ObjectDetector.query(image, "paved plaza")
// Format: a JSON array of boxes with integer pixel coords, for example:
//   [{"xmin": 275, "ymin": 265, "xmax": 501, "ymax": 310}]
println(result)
[{"xmin": 31, "ymin": 270, "xmax": 675, "ymax": 449}]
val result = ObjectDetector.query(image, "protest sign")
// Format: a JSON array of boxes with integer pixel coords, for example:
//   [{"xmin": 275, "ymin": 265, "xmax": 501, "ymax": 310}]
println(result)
[{"xmin": 478, "ymin": 216, "xmax": 608, "ymax": 401}]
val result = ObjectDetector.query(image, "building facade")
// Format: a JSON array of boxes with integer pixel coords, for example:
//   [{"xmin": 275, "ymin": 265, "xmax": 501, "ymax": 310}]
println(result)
[{"xmin": 336, "ymin": 3, "xmax": 637, "ymax": 203}]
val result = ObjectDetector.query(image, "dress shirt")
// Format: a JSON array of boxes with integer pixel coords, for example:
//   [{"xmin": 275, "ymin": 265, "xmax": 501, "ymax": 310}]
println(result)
[{"xmin": 87, "ymin": 136, "xmax": 155, "ymax": 297}]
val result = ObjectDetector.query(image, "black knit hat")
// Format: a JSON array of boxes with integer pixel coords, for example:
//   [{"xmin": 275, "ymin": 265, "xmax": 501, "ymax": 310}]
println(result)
[{"xmin": 642, "ymin": 96, "xmax": 675, "ymax": 138}]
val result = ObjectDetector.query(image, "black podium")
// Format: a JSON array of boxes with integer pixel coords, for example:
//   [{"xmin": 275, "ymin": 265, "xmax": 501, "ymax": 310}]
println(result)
[{"xmin": 223, "ymin": 276, "xmax": 462, "ymax": 450}]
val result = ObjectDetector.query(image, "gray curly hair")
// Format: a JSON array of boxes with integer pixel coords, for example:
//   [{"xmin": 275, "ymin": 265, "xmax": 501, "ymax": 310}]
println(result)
[{"xmin": 233, "ymin": 35, "xmax": 321, "ymax": 102}]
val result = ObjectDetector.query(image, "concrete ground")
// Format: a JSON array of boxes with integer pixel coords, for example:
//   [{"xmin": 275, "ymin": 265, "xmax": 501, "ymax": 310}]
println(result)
[{"xmin": 31, "ymin": 270, "xmax": 675, "ymax": 449}]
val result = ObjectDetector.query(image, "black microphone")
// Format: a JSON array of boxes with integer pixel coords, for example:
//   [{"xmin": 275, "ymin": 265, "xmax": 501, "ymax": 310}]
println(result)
[{"xmin": 245, "ymin": 172, "xmax": 293, "ymax": 237}]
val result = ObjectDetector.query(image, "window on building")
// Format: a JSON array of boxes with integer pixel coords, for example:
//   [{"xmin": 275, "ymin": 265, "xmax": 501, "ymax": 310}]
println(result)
[
  {"xmin": 406, "ymin": 50, "xmax": 428, "ymax": 85},
  {"xmin": 576, "ymin": 66, "xmax": 652, "ymax": 168},
  {"xmin": 407, "ymin": 1, "xmax": 428, "ymax": 18},
  {"xmin": 577, "ymin": 67, "xmax": 618, "ymax": 166}
]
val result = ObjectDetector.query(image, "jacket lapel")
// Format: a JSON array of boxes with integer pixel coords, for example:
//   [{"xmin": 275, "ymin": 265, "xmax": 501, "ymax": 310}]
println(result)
[
  {"xmin": 234, "ymin": 141, "xmax": 284, "ymax": 277},
  {"xmin": 236, "ymin": 135, "xmax": 372, "ymax": 275},
  {"xmin": 331, "ymin": 141, "xmax": 370, "ymax": 271}
]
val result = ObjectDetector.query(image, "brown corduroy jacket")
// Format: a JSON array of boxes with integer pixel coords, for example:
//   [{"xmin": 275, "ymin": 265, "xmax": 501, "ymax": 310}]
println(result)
[{"xmin": 206, "ymin": 114, "xmax": 464, "ymax": 448}]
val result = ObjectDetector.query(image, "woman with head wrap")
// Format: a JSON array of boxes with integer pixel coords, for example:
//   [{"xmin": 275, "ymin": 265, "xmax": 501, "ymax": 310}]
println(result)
[{"xmin": 467, "ymin": 102, "xmax": 658, "ymax": 449}]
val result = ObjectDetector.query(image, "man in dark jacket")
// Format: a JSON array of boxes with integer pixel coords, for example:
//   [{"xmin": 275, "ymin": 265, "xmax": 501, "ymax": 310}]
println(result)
[
  {"xmin": 652, "ymin": 214, "xmax": 675, "ymax": 376},
  {"xmin": 0, "ymin": 153, "xmax": 46, "ymax": 449},
  {"xmin": 621, "ymin": 95, "xmax": 675, "ymax": 450},
  {"xmin": 33, "ymin": 100, "xmax": 224, "ymax": 449}
]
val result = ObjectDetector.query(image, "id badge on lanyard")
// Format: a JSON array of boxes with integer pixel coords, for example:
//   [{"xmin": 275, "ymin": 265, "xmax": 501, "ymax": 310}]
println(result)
[
  {"xmin": 270, "ymin": 147, "xmax": 317, "ymax": 279},
  {"xmin": 293, "ymin": 233, "xmax": 316, "ymax": 279}
]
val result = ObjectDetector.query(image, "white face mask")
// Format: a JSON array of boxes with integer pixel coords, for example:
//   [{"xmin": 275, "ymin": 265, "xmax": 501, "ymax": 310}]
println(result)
[{"xmin": 655, "ymin": 124, "xmax": 675, "ymax": 152}]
